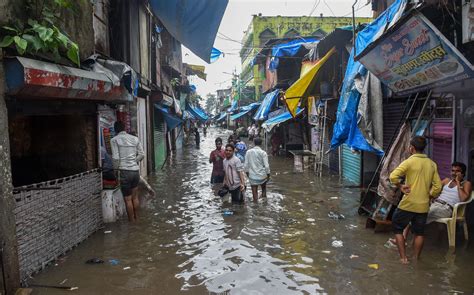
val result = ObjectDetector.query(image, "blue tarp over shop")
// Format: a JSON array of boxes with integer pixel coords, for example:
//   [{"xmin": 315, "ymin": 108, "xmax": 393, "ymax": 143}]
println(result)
[
  {"xmin": 228, "ymin": 100, "xmax": 239, "ymax": 113},
  {"xmin": 186, "ymin": 103, "xmax": 209, "ymax": 121},
  {"xmin": 149, "ymin": 0, "xmax": 228, "ymax": 63},
  {"xmin": 269, "ymin": 38, "xmax": 319, "ymax": 70},
  {"xmin": 230, "ymin": 103, "xmax": 261, "ymax": 121},
  {"xmin": 217, "ymin": 112, "xmax": 227, "ymax": 122},
  {"xmin": 330, "ymin": 0, "xmax": 407, "ymax": 156},
  {"xmin": 154, "ymin": 104, "xmax": 183, "ymax": 130},
  {"xmin": 253, "ymin": 89, "xmax": 280, "ymax": 121},
  {"xmin": 262, "ymin": 108, "xmax": 304, "ymax": 132},
  {"xmin": 183, "ymin": 110, "xmax": 196, "ymax": 120}
]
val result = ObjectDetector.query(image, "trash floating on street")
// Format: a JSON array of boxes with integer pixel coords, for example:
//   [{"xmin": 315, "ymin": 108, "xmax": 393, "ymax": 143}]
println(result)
[
  {"xmin": 123, "ymin": 266, "xmax": 131, "ymax": 270},
  {"xmin": 104, "ymin": 230, "xmax": 112, "ymax": 234},
  {"xmin": 109, "ymin": 259, "xmax": 120, "ymax": 265},
  {"xmin": 85, "ymin": 258, "xmax": 104, "ymax": 264},
  {"xmin": 223, "ymin": 210, "xmax": 234, "ymax": 216},
  {"xmin": 329, "ymin": 197, "xmax": 339, "ymax": 200},
  {"xmin": 306, "ymin": 218, "xmax": 315, "ymax": 222},
  {"xmin": 301, "ymin": 256, "xmax": 314, "ymax": 263},
  {"xmin": 368, "ymin": 264, "xmax": 379, "ymax": 270},
  {"xmin": 321, "ymin": 250, "xmax": 331, "ymax": 254},
  {"xmin": 331, "ymin": 240, "xmax": 344, "ymax": 248},
  {"xmin": 328, "ymin": 211, "xmax": 345, "ymax": 220},
  {"xmin": 350, "ymin": 255, "xmax": 359, "ymax": 259}
]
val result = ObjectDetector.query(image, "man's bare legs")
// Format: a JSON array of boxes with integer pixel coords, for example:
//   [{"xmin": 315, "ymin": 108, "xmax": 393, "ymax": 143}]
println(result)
[
  {"xmin": 413, "ymin": 235, "xmax": 424, "ymax": 260},
  {"xmin": 261, "ymin": 183, "xmax": 267, "ymax": 198},
  {"xmin": 395, "ymin": 234, "xmax": 409, "ymax": 264},
  {"xmin": 251, "ymin": 185, "xmax": 258, "ymax": 202},
  {"xmin": 124, "ymin": 195, "xmax": 136, "ymax": 222},
  {"xmin": 132, "ymin": 187, "xmax": 140, "ymax": 220}
]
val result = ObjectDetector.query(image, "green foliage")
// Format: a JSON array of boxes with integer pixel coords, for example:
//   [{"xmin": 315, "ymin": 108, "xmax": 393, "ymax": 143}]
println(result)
[
  {"xmin": 0, "ymin": 0, "xmax": 80, "ymax": 66},
  {"xmin": 205, "ymin": 93, "xmax": 217, "ymax": 114}
]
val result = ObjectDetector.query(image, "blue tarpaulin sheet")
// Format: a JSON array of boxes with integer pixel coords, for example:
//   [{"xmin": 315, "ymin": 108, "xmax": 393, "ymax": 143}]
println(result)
[
  {"xmin": 230, "ymin": 103, "xmax": 261, "ymax": 121},
  {"xmin": 149, "ymin": 0, "xmax": 228, "ymax": 63},
  {"xmin": 217, "ymin": 112, "xmax": 227, "ymax": 122},
  {"xmin": 330, "ymin": 0, "xmax": 407, "ymax": 155},
  {"xmin": 253, "ymin": 89, "xmax": 280, "ymax": 121},
  {"xmin": 228, "ymin": 100, "xmax": 239, "ymax": 112},
  {"xmin": 269, "ymin": 38, "xmax": 319, "ymax": 70},
  {"xmin": 186, "ymin": 103, "xmax": 209, "ymax": 121},
  {"xmin": 154, "ymin": 104, "xmax": 183, "ymax": 130},
  {"xmin": 262, "ymin": 108, "xmax": 304, "ymax": 132},
  {"xmin": 210, "ymin": 48, "xmax": 223, "ymax": 63},
  {"xmin": 183, "ymin": 110, "xmax": 196, "ymax": 120}
]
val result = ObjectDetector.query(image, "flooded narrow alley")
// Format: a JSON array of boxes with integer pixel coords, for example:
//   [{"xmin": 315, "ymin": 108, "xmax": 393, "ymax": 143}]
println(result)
[{"xmin": 32, "ymin": 128, "xmax": 474, "ymax": 294}]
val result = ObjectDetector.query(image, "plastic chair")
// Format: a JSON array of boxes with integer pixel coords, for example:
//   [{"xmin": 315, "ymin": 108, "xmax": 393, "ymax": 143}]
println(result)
[{"xmin": 434, "ymin": 193, "xmax": 473, "ymax": 248}]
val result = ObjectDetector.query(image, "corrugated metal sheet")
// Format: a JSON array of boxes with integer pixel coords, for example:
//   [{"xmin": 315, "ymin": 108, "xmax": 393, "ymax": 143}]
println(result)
[
  {"xmin": 342, "ymin": 144, "xmax": 361, "ymax": 185},
  {"xmin": 383, "ymin": 101, "xmax": 406, "ymax": 150},
  {"xmin": 432, "ymin": 120, "xmax": 453, "ymax": 179}
]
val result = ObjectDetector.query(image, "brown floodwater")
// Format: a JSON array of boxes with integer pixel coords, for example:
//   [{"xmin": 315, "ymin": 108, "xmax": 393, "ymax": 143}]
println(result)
[{"xmin": 31, "ymin": 128, "xmax": 474, "ymax": 294}]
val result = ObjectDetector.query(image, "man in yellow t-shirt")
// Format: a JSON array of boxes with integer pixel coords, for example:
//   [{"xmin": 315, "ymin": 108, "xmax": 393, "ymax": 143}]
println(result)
[{"xmin": 389, "ymin": 136, "xmax": 442, "ymax": 264}]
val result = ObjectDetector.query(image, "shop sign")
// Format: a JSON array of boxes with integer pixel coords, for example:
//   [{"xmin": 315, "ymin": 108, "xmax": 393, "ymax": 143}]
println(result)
[{"xmin": 358, "ymin": 13, "xmax": 474, "ymax": 96}]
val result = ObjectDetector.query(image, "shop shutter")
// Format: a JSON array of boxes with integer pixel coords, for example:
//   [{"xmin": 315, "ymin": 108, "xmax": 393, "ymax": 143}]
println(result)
[
  {"xmin": 153, "ymin": 110, "xmax": 167, "ymax": 169},
  {"xmin": 383, "ymin": 101, "xmax": 406, "ymax": 150},
  {"xmin": 342, "ymin": 144, "xmax": 361, "ymax": 185},
  {"xmin": 432, "ymin": 120, "xmax": 453, "ymax": 179}
]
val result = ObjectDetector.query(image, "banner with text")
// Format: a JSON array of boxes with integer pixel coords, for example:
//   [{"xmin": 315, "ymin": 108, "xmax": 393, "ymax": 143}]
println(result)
[{"xmin": 358, "ymin": 13, "xmax": 474, "ymax": 96}]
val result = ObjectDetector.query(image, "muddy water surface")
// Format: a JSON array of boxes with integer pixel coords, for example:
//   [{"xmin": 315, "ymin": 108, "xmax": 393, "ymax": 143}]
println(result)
[{"xmin": 33, "ymin": 128, "xmax": 474, "ymax": 294}]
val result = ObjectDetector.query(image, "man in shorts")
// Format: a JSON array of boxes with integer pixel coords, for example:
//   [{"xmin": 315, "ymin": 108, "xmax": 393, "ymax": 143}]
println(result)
[
  {"xmin": 389, "ymin": 136, "xmax": 442, "ymax": 264},
  {"xmin": 223, "ymin": 143, "xmax": 246, "ymax": 204},
  {"xmin": 209, "ymin": 137, "xmax": 225, "ymax": 184},
  {"xmin": 111, "ymin": 121, "xmax": 145, "ymax": 222}
]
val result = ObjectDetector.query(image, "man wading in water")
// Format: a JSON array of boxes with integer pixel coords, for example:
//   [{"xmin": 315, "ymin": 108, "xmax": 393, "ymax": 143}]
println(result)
[
  {"xmin": 111, "ymin": 121, "xmax": 145, "ymax": 222},
  {"xmin": 244, "ymin": 137, "xmax": 270, "ymax": 202},
  {"xmin": 223, "ymin": 143, "xmax": 246, "ymax": 204}
]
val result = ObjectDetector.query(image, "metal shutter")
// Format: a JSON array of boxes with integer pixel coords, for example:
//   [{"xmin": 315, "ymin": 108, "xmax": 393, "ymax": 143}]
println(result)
[
  {"xmin": 432, "ymin": 120, "xmax": 453, "ymax": 179},
  {"xmin": 383, "ymin": 101, "xmax": 406, "ymax": 150},
  {"xmin": 342, "ymin": 144, "xmax": 361, "ymax": 185},
  {"xmin": 153, "ymin": 110, "xmax": 167, "ymax": 169}
]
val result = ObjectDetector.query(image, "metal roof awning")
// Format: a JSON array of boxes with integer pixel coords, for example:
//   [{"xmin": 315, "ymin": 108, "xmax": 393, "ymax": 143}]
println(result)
[{"xmin": 5, "ymin": 57, "xmax": 132, "ymax": 101}]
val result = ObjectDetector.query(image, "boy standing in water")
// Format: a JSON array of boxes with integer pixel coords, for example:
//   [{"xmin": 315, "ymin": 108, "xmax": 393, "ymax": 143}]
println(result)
[{"xmin": 209, "ymin": 138, "xmax": 225, "ymax": 184}]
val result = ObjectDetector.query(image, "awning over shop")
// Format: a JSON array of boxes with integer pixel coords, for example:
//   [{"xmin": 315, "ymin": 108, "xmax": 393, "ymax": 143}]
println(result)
[
  {"xmin": 269, "ymin": 38, "xmax": 319, "ymax": 70},
  {"xmin": 216, "ymin": 112, "xmax": 227, "ymax": 122},
  {"xmin": 262, "ymin": 108, "xmax": 304, "ymax": 132},
  {"xmin": 253, "ymin": 89, "xmax": 280, "ymax": 121},
  {"xmin": 284, "ymin": 47, "xmax": 336, "ymax": 117},
  {"xmin": 186, "ymin": 103, "xmax": 209, "ymax": 121},
  {"xmin": 154, "ymin": 104, "xmax": 183, "ymax": 130},
  {"xmin": 5, "ymin": 57, "xmax": 132, "ymax": 101},
  {"xmin": 184, "ymin": 63, "xmax": 207, "ymax": 81},
  {"xmin": 230, "ymin": 103, "xmax": 261, "ymax": 121},
  {"xmin": 149, "ymin": 0, "xmax": 228, "ymax": 63}
]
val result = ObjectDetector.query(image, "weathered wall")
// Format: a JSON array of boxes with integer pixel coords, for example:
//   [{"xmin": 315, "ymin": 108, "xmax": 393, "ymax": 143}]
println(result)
[
  {"xmin": 0, "ymin": 0, "xmax": 94, "ymax": 61},
  {"xmin": 13, "ymin": 170, "xmax": 102, "ymax": 282},
  {"xmin": 0, "ymin": 49, "xmax": 21, "ymax": 294}
]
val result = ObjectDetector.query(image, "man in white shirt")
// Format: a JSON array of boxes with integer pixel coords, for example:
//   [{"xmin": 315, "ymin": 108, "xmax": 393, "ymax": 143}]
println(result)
[
  {"xmin": 111, "ymin": 121, "xmax": 145, "ymax": 222},
  {"xmin": 244, "ymin": 137, "xmax": 270, "ymax": 202}
]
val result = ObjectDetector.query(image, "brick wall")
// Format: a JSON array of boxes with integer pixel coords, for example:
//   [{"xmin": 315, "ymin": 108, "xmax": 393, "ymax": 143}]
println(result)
[{"xmin": 12, "ymin": 170, "xmax": 102, "ymax": 282}]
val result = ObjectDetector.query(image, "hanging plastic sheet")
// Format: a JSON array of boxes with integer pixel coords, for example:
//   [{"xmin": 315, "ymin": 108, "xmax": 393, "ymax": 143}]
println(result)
[
  {"xmin": 216, "ymin": 112, "xmax": 227, "ymax": 122},
  {"xmin": 183, "ymin": 110, "xmax": 196, "ymax": 120},
  {"xmin": 186, "ymin": 103, "xmax": 209, "ymax": 121},
  {"xmin": 228, "ymin": 100, "xmax": 239, "ymax": 113},
  {"xmin": 230, "ymin": 103, "xmax": 261, "ymax": 121},
  {"xmin": 254, "ymin": 89, "xmax": 280, "ymax": 121},
  {"xmin": 284, "ymin": 47, "xmax": 336, "ymax": 117},
  {"xmin": 330, "ymin": 0, "xmax": 407, "ymax": 155},
  {"xmin": 262, "ymin": 108, "xmax": 304, "ymax": 132},
  {"xmin": 210, "ymin": 48, "xmax": 224, "ymax": 63},
  {"xmin": 154, "ymin": 104, "xmax": 183, "ymax": 130},
  {"xmin": 149, "ymin": 0, "xmax": 228, "ymax": 63},
  {"xmin": 269, "ymin": 38, "xmax": 319, "ymax": 71}
]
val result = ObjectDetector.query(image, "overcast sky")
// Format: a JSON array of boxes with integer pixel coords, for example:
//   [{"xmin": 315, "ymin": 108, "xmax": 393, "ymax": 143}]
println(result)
[{"xmin": 183, "ymin": 0, "xmax": 372, "ymax": 100}]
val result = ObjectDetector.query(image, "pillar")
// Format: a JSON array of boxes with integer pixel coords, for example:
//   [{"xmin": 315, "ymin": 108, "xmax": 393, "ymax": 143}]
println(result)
[{"xmin": 0, "ymin": 49, "xmax": 21, "ymax": 294}]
